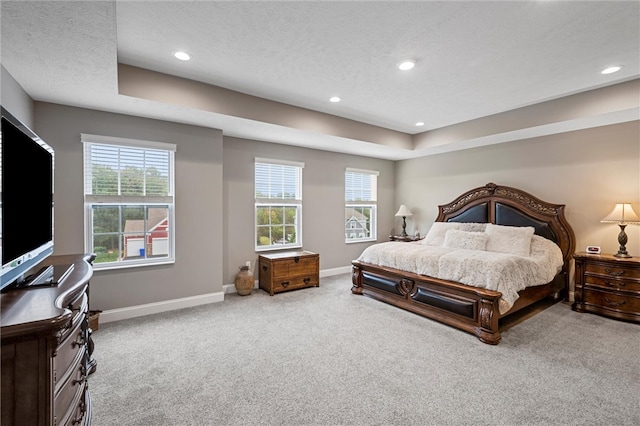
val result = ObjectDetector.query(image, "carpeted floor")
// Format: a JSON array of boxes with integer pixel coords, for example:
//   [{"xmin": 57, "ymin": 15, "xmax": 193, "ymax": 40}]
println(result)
[{"xmin": 89, "ymin": 274, "xmax": 639, "ymax": 425}]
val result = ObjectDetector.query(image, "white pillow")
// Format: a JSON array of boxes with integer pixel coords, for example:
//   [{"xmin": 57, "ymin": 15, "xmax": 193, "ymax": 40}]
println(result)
[
  {"xmin": 444, "ymin": 229, "xmax": 488, "ymax": 251},
  {"xmin": 422, "ymin": 222, "xmax": 463, "ymax": 246},
  {"xmin": 485, "ymin": 223, "xmax": 535, "ymax": 257}
]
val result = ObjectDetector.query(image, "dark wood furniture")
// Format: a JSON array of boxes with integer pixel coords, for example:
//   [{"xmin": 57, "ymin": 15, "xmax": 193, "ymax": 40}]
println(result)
[
  {"xmin": 259, "ymin": 250, "xmax": 319, "ymax": 296},
  {"xmin": 573, "ymin": 252, "xmax": 640, "ymax": 323},
  {"xmin": 389, "ymin": 235, "xmax": 423, "ymax": 242},
  {"xmin": 352, "ymin": 183, "xmax": 576, "ymax": 345},
  {"xmin": 1, "ymin": 254, "xmax": 95, "ymax": 426}
]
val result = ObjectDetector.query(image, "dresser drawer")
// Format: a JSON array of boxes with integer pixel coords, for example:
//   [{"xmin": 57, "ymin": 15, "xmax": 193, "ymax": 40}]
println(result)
[
  {"xmin": 585, "ymin": 262, "xmax": 640, "ymax": 280},
  {"xmin": 582, "ymin": 288, "xmax": 640, "ymax": 315},
  {"xmin": 54, "ymin": 294, "xmax": 88, "ymax": 389},
  {"xmin": 54, "ymin": 355, "xmax": 86, "ymax": 425}
]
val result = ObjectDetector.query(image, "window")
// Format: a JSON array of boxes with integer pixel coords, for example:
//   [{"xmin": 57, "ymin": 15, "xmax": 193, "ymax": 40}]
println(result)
[
  {"xmin": 345, "ymin": 168, "xmax": 378, "ymax": 243},
  {"xmin": 82, "ymin": 134, "xmax": 176, "ymax": 269},
  {"xmin": 255, "ymin": 158, "xmax": 303, "ymax": 251}
]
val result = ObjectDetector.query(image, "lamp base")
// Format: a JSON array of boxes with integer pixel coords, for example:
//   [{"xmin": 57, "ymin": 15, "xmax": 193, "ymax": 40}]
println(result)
[
  {"xmin": 400, "ymin": 216, "xmax": 407, "ymax": 237},
  {"xmin": 614, "ymin": 251, "xmax": 632, "ymax": 258},
  {"xmin": 614, "ymin": 224, "xmax": 632, "ymax": 258}
]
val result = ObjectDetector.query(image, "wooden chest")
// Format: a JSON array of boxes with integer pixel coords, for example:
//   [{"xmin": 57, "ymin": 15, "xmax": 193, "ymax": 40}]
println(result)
[
  {"xmin": 258, "ymin": 250, "xmax": 319, "ymax": 296},
  {"xmin": 573, "ymin": 252, "xmax": 640, "ymax": 323}
]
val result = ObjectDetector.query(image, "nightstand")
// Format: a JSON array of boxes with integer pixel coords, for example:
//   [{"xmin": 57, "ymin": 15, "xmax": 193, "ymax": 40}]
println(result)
[
  {"xmin": 389, "ymin": 235, "xmax": 423, "ymax": 242},
  {"xmin": 572, "ymin": 252, "xmax": 640, "ymax": 323}
]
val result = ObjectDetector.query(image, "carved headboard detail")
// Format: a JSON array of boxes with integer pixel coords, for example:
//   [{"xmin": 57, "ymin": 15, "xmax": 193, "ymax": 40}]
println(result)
[{"xmin": 435, "ymin": 183, "xmax": 576, "ymax": 274}]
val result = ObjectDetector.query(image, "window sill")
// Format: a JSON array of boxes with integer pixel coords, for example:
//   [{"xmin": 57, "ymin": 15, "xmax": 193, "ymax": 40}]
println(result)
[
  {"xmin": 255, "ymin": 244, "xmax": 303, "ymax": 252},
  {"xmin": 345, "ymin": 239, "xmax": 377, "ymax": 244},
  {"xmin": 92, "ymin": 258, "xmax": 175, "ymax": 272}
]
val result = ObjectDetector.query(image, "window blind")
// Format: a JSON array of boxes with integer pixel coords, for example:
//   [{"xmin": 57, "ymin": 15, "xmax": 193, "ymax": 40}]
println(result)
[{"xmin": 83, "ymin": 137, "xmax": 174, "ymax": 201}]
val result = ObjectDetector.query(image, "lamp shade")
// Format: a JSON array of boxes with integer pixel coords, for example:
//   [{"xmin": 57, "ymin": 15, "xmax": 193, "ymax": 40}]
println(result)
[
  {"xmin": 601, "ymin": 204, "xmax": 640, "ymax": 224},
  {"xmin": 395, "ymin": 204, "xmax": 413, "ymax": 217}
]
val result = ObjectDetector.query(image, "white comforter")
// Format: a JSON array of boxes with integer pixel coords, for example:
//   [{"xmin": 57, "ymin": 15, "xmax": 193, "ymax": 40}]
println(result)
[{"xmin": 356, "ymin": 235, "xmax": 563, "ymax": 314}]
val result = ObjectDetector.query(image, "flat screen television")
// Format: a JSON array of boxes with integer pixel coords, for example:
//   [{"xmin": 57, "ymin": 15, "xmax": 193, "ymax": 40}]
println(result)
[{"xmin": 1, "ymin": 106, "xmax": 55, "ymax": 291}]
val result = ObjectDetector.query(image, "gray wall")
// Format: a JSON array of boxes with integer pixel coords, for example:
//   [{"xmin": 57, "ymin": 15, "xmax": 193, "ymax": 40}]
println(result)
[
  {"xmin": 3, "ymin": 66, "xmax": 639, "ymax": 311},
  {"xmin": 223, "ymin": 137, "xmax": 395, "ymax": 284},
  {"xmin": 34, "ymin": 103, "xmax": 224, "ymax": 310},
  {"xmin": 1, "ymin": 65, "xmax": 34, "ymax": 126}
]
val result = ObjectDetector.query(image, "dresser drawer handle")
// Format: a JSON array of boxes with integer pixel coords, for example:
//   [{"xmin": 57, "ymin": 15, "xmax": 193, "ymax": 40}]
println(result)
[
  {"xmin": 281, "ymin": 281, "xmax": 290, "ymax": 287},
  {"xmin": 72, "ymin": 371, "xmax": 87, "ymax": 385},
  {"xmin": 303, "ymin": 277, "xmax": 311, "ymax": 283},
  {"xmin": 262, "ymin": 265, "xmax": 268, "ymax": 272},
  {"xmin": 71, "ymin": 413, "xmax": 85, "ymax": 425},
  {"xmin": 604, "ymin": 281, "xmax": 625, "ymax": 287},
  {"xmin": 72, "ymin": 336, "xmax": 86, "ymax": 348},
  {"xmin": 604, "ymin": 268, "xmax": 625, "ymax": 277},
  {"xmin": 604, "ymin": 297, "xmax": 626, "ymax": 308}
]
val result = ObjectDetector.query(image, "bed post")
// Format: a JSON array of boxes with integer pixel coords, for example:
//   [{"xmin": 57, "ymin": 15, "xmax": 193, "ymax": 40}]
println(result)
[
  {"xmin": 473, "ymin": 298, "xmax": 501, "ymax": 345},
  {"xmin": 352, "ymin": 265, "xmax": 364, "ymax": 295}
]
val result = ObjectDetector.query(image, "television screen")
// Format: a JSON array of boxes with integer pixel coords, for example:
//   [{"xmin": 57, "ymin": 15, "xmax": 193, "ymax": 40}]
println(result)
[{"xmin": 1, "ymin": 107, "xmax": 55, "ymax": 290}]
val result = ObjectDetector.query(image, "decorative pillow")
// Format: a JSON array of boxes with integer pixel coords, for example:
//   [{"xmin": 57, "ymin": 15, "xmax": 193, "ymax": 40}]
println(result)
[
  {"xmin": 485, "ymin": 223, "xmax": 535, "ymax": 257},
  {"xmin": 422, "ymin": 222, "xmax": 463, "ymax": 246},
  {"xmin": 443, "ymin": 229, "xmax": 488, "ymax": 251}
]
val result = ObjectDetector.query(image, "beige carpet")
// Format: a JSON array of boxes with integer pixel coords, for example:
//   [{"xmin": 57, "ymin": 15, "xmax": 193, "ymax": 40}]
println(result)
[{"xmin": 89, "ymin": 274, "xmax": 640, "ymax": 425}]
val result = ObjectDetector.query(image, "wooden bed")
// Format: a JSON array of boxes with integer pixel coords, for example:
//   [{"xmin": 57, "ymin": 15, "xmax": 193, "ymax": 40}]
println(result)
[{"xmin": 351, "ymin": 183, "xmax": 576, "ymax": 344}]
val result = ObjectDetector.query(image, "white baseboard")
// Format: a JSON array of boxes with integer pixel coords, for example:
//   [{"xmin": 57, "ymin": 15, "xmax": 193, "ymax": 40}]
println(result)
[
  {"xmin": 100, "ymin": 266, "xmax": 354, "ymax": 323},
  {"xmin": 223, "ymin": 280, "xmax": 259, "ymax": 294},
  {"xmin": 99, "ymin": 291, "xmax": 224, "ymax": 324},
  {"xmin": 320, "ymin": 265, "xmax": 351, "ymax": 277}
]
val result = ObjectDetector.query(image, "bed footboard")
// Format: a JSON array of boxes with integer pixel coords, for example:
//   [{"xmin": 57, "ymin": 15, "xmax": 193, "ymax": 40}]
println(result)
[{"xmin": 352, "ymin": 261, "xmax": 503, "ymax": 345}]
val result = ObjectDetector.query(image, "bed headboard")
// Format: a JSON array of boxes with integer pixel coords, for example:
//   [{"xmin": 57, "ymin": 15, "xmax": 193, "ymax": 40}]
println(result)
[{"xmin": 435, "ymin": 183, "xmax": 576, "ymax": 272}]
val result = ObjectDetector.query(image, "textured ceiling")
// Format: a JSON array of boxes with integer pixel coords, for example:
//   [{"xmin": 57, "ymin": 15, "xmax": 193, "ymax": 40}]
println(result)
[{"xmin": 1, "ymin": 1, "xmax": 639, "ymax": 160}]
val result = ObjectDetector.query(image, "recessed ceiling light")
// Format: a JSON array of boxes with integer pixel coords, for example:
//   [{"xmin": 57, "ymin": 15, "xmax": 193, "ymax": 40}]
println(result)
[
  {"xmin": 601, "ymin": 66, "xmax": 622, "ymax": 75},
  {"xmin": 415, "ymin": 122, "xmax": 425, "ymax": 127},
  {"xmin": 173, "ymin": 51, "xmax": 191, "ymax": 61},
  {"xmin": 329, "ymin": 96, "xmax": 341, "ymax": 103},
  {"xmin": 398, "ymin": 60, "xmax": 415, "ymax": 71}
]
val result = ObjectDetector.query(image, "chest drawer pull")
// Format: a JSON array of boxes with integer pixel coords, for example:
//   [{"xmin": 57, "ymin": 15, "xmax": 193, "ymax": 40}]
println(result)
[
  {"xmin": 604, "ymin": 268, "xmax": 625, "ymax": 277},
  {"xmin": 281, "ymin": 281, "xmax": 290, "ymax": 287},
  {"xmin": 604, "ymin": 297, "xmax": 626, "ymax": 308},
  {"xmin": 303, "ymin": 277, "xmax": 311, "ymax": 283}
]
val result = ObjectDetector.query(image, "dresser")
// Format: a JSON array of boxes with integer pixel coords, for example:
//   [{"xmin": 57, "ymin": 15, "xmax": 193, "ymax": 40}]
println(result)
[
  {"xmin": 258, "ymin": 250, "xmax": 319, "ymax": 296},
  {"xmin": 1, "ymin": 254, "xmax": 95, "ymax": 426},
  {"xmin": 572, "ymin": 252, "xmax": 640, "ymax": 323}
]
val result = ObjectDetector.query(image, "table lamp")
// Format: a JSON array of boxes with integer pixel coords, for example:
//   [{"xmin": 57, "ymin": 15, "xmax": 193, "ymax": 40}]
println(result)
[
  {"xmin": 601, "ymin": 203, "xmax": 640, "ymax": 258},
  {"xmin": 395, "ymin": 205, "xmax": 413, "ymax": 237}
]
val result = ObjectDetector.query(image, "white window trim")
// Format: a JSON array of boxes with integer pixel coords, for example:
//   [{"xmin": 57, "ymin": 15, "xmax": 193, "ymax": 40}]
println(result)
[
  {"xmin": 254, "ymin": 158, "xmax": 304, "ymax": 251},
  {"xmin": 83, "ymin": 135, "xmax": 176, "ymax": 270},
  {"xmin": 81, "ymin": 133, "xmax": 177, "ymax": 152},
  {"xmin": 345, "ymin": 168, "xmax": 378, "ymax": 243}
]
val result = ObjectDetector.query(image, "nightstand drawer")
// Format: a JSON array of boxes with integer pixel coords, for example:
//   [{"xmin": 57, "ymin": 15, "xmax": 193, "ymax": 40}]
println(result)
[
  {"xmin": 584, "ymin": 275, "xmax": 640, "ymax": 292},
  {"xmin": 582, "ymin": 288, "xmax": 640, "ymax": 315},
  {"xmin": 585, "ymin": 262, "xmax": 640, "ymax": 280}
]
